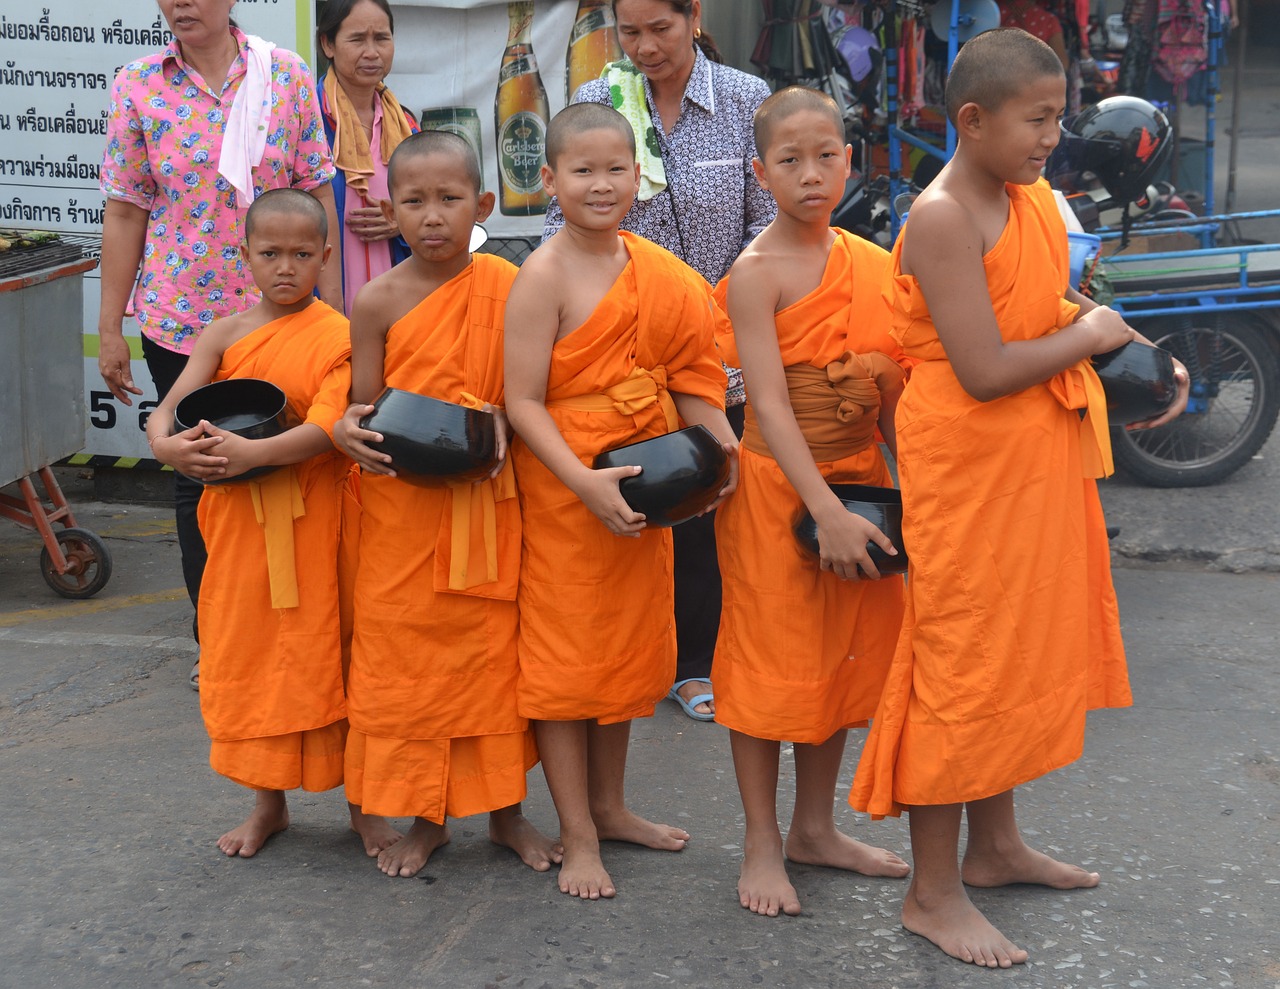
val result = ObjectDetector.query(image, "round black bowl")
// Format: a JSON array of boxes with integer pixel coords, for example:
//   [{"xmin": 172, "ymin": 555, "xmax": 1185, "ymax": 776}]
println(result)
[
  {"xmin": 793, "ymin": 483, "xmax": 909, "ymax": 575},
  {"xmin": 359, "ymin": 387, "xmax": 498, "ymax": 484},
  {"xmin": 174, "ymin": 378, "xmax": 293, "ymax": 484},
  {"xmin": 1092, "ymin": 341, "xmax": 1178, "ymax": 425},
  {"xmin": 591, "ymin": 425, "xmax": 730, "ymax": 528}
]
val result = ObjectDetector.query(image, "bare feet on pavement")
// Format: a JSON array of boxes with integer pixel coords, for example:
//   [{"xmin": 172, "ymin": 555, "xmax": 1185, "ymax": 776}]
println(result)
[
  {"xmin": 785, "ymin": 827, "xmax": 911, "ymax": 878},
  {"xmin": 349, "ymin": 802, "xmax": 402, "ymax": 856},
  {"xmin": 557, "ymin": 835, "xmax": 615, "ymax": 899},
  {"xmin": 489, "ymin": 806, "xmax": 563, "ymax": 872},
  {"xmin": 217, "ymin": 790, "xmax": 288, "ymax": 858},
  {"xmin": 961, "ymin": 842, "xmax": 1100, "ymax": 889},
  {"xmin": 739, "ymin": 838, "xmax": 802, "ymax": 917},
  {"xmin": 377, "ymin": 818, "xmax": 450, "ymax": 877},
  {"xmin": 902, "ymin": 882, "xmax": 1029, "ymax": 968},
  {"xmin": 593, "ymin": 806, "xmax": 689, "ymax": 851}
]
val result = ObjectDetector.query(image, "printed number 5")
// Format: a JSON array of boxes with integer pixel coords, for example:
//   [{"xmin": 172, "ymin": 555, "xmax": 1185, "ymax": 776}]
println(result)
[{"xmin": 89, "ymin": 390, "xmax": 117, "ymax": 429}]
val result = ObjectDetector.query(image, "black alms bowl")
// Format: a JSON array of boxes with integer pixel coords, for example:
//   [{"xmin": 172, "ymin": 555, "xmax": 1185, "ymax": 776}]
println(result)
[
  {"xmin": 592, "ymin": 425, "xmax": 730, "ymax": 528},
  {"xmin": 174, "ymin": 378, "xmax": 293, "ymax": 484},
  {"xmin": 1092, "ymin": 341, "xmax": 1178, "ymax": 425},
  {"xmin": 359, "ymin": 387, "xmax": 498, "ymax": 483},
  {"xmin": 793, "ymin": 483, "xmax": 909, "ymax": 575}
]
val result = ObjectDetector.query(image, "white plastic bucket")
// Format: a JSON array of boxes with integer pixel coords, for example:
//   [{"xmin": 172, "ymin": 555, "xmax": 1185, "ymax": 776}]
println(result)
[{"xmin": 1067, "ymin": 231, "xmax": 1102, "ymax": 288}]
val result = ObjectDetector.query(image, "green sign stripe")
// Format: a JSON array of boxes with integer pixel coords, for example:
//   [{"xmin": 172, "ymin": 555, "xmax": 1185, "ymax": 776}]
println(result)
[{"xmin": 82, "ymin": 335, "xmax": 145, "ymax": 360}]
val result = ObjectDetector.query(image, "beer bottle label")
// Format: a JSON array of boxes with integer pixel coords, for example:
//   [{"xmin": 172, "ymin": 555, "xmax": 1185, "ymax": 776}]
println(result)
[
  {"xmin": 499, "ymin": 110, "xmax": 546, "ymax": 195},
  {"xmin": 570, "ymin": 8, "xmax": 610, "ymax": 46},
  {"xmin": 499, "ymin": 54, "xmax": 537, "ymax": 87}
]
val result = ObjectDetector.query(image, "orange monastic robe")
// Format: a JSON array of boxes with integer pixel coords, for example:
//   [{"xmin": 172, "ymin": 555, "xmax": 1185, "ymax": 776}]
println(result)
[
  {"xmin": 713, "ymin": 230, "xmax": 906, "ymax": 745},
  {"xmin": 198, "ymin": 302, "xmax": 352, "ymax": 792},
  {"xmin": 513, "ymin": 231, "xmax": 727, "ymax": 723},
  {"xmin": 850, "ymin": 180, "xmax": 1131, "ymax": 817},
  {"xmin": 344, "ymin": 255, "xmax": 536, "ymax": 822}
]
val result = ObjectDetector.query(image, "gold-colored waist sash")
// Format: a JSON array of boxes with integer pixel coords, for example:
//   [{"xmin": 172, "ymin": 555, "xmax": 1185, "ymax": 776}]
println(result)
[
  {"xmin": 202, "ymin": 467, "xmax": 305, "ymax": 611},
  {"xmin": 446, "ymin": 391, "xmax": 517, "ymax": 592},
  {"xmin": 546, "ymin": 365, "xmax": 678, "ymax": 433},
  {"xmin": 742, "ymin": 351, "xmax": 903, "ymax": 462},
  {"xmin": 1048, "ymin": 360, "xmax": 1114, "ymax": 478}
]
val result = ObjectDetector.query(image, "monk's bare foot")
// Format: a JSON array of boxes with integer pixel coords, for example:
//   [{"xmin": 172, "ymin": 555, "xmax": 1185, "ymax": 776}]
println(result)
[
  {"xmin": 489, "ymin": 806, "xmax": 563, "ymax": 872},
  {"xmin": 377, "ymin": 818, "xmax": 450, "ymax": 878},
  {"xmin": 593, "ymin": 806, "xmax": 689, "ymax": 851},
  {"xmin": 739, "ymin": 838, "xmax": 802, "ymax": 917},
  {"xmin": 902, "ymin": 882, "xmax": 1028, "ymax": 968},
  {"xmin": 217, "ymin": 791, "xmax": 288, "ymax": 858},
  {"xmin": 961, "ymin": 841, "xmax": 1100, "ymax": 890},
  {"xmin": 348, "ymin": 802, "xmax": 401, "ymax": 856},
  {"xmin": 785, "ymin": 826, "xmax": 911, "ymax": 878},
  {"xmin": 557, "ymin": 834, "xmax": 615, "ymax": 899}
]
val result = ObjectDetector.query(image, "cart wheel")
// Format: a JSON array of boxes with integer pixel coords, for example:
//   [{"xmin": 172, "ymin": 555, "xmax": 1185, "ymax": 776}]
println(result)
[
  {"xmin": 1112, "ymin": 313, "xmax": 1280, "ymax": 487},
  {"xmin": 40, "ymin": 527, "xmax": 113, "ymax": 599}
]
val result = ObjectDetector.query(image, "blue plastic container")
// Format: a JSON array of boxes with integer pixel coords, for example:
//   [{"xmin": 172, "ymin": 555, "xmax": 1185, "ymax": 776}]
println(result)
[{"xmin": 1067, "ymin": 231, "xmax": 1102, "ymax": 288}]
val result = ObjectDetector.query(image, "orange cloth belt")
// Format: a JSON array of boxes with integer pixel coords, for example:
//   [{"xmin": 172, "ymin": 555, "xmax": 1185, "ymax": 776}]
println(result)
[
  {"xmin": 547, "ymin": 365, "xmax": 678, "ymax": 432},
  {"xmin": 446, "ymin": 392, "xmax": 516, "ymax": 592},
  {"xmin": 247, "ymin": 468, "xmax": 306, "ymax": 610},
  {"xmin": 742, "ymin": 351, "xmax": 903, "ymax": 462},
  {"xmin": 1048, "ymin": 360, "xmax": 1114, "ymax": 478}
]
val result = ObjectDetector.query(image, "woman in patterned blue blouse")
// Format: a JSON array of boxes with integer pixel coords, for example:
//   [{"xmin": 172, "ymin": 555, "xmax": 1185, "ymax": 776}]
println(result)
[{"xmin": 543, "ymin": 0, "xmax": 777, "ymax": 722}]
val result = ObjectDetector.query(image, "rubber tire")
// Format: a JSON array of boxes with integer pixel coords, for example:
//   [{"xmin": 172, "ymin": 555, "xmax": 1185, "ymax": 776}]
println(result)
[
  {"xmin": 39, "ymin": 527, "xmax": 113, "ymax": 599},
  {"xmin": 1112, "ymin": 314, "xmax": 1280, "ymax": 488}
]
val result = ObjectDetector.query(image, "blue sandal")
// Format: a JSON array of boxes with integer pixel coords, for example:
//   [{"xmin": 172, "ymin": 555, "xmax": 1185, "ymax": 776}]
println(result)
[{"xmin": 668, "ymin": 678, "xmax": 715, "ymax": 722}]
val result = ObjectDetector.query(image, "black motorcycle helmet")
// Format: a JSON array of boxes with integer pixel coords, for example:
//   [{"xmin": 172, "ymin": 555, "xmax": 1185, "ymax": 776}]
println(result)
[{"xmin": 1047, "ymin": 96, "xmax": 1173, "ymax": 205}]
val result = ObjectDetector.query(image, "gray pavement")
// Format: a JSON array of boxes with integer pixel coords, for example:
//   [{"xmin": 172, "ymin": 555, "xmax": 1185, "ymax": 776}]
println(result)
[{"xmin": 1, "ymin": 484, "xmax": 1278, "ymax": 989}]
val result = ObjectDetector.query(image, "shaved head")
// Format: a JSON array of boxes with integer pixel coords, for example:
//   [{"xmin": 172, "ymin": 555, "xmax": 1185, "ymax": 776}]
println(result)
[
  {"xmin": 545, "ymin": 102, "xmax": 636, "ymax": 169},
  {"xmin": 753, "ymin": 86, "xmax": 845, "ymax": 156},
  {"xmin": 245, "ymin": 187, "xmax": 327, "ymax": 241},
  {"xmin": 388, "ymin": 129, "xmax": 483, "ymax": 194},
  {"xmin": 945, "ymin": 28, "xmax": 1064, "ymax": 125}
]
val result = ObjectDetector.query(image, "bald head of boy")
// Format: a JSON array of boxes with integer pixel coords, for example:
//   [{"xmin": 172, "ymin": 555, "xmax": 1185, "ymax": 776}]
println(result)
[
  {"xmin": 944, "ymin": 28, "xmax": 1064, "ymax": 125},
  {"xmin": 753, "ymin": 86, "xmax": 845, "ymax": 157},
  {"xmin": 544, "ymin": 103, "xmax": 636, "ymax": 169},
  {"xmin": 245, "ymin": 188, "xmax": 328, "ymax": 241},
  {"xmin": 388, "ymin": 129, "xmax": 483, "ymax": 195}
]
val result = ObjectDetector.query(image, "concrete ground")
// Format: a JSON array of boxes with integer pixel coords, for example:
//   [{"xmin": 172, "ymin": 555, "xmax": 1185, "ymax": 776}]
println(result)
[{"xmin": 1, "ymin": 432, "xmax": 1278, "ymax": 989}]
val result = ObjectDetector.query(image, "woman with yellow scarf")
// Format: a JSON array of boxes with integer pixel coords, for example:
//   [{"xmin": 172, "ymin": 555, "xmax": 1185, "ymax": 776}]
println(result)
[{"xmin": 317, "ymin": 0, "xmax": 419, "ymax": 313}]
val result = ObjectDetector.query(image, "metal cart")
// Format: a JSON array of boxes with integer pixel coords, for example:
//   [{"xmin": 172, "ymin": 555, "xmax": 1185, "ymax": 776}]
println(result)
[{"xmin": 0, "ymin": 244, "xmax": 112, "ymax": 598}]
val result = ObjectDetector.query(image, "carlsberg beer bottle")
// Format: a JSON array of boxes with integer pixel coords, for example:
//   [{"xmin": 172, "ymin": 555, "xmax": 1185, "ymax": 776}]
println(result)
[
  {"xmin": 565, "ymin": 0, "xmax": 621, "ymax": 103},
  {"xmin": 495, "ymin": 1, "xmax": 550, "ymax": 216}
]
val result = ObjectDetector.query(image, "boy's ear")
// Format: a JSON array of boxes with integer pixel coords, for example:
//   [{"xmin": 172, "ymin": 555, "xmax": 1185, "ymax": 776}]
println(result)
[
  {"xmin": 955, "ymin": 101, "xmax": 983, "ymax": 138},
  {"xmin": 750, "ymin": 155, "xmax": 769, "ymax": 191},
  {"xmin": 539, "ymin": 163, "xmax": 556, "ymax": 198},
  {"xmin": 842, "ymin": 143, "xmax": 853, "ymax": 180},
  {"xmin": 476, "ymin": 190, "xmax": 496, "ymax": 223},
  {"xmin": 321, "ymin": 241, "xmax": 333, "ymax": 266},
  {"xmin": 379, "ymin": 197, "xmax": 396, "ymax": 224}
]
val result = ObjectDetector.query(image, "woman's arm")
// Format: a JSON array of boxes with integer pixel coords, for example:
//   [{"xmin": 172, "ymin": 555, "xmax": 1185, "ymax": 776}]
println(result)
[{"xmin": 96, "ymin": 199, "xmax": 149, "ymax": 404}]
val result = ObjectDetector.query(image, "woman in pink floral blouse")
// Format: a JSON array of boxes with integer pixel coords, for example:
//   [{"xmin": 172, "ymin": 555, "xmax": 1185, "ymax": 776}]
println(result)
[{"xmin": 96, "ymin": 0, "xmax": 341, "ymax": 685}]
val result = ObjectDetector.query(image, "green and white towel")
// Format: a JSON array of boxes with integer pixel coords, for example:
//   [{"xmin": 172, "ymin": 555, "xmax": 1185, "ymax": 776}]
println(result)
[{"xmin": 603, "ymin": 58, "xmax": 666, "ymax": 202}]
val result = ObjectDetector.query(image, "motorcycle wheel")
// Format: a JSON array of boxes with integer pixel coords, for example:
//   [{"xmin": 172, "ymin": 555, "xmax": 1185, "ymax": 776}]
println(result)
[{"xmin": 1112, "ymin": 313, "xmax": 1280, "ymax": 487}]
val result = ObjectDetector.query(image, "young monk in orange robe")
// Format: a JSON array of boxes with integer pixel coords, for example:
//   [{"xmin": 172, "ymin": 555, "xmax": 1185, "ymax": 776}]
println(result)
[
  {"xmin": 505, "ymin": 104, "xmax": 738, "ymax": 900},
  {"xmin": 332, "ymin": 131, "xmax": 559, "ymax": 879},
  {"xmin": 713, "ymin": 88, "xmax": 911, "ymax": 919},
  {"xmin": 147, "ymin": 189, "xmax": 355, "ymax": 858},
  {"xmin": 848, "ymin": 30, "xmax": 1189, "ymax": 967}
]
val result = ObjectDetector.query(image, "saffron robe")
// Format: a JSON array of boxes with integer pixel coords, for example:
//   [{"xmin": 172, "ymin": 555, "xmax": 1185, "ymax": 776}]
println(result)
[
  {"xmin": 850, "ymin": 180, "xmax": 1131, "ymax": 817},
  {"xmin": 344, "ymin": 255, "xmax": 536, "ymax": 821},
  {"xmin": 513, "ymin": 231, "xmax": 727, "ymax": 724},
  {"xmin": 198, "ymin": 302, "xmax": 352, "ymax": 792},
  {"xmin": 713, "ymin": 230, "xmax": 906, "ymax": 745}
]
